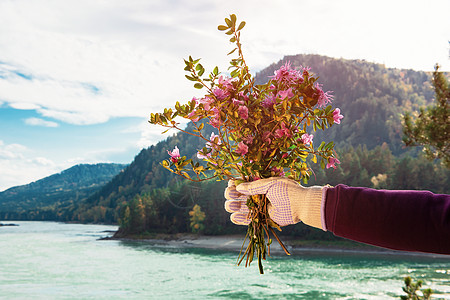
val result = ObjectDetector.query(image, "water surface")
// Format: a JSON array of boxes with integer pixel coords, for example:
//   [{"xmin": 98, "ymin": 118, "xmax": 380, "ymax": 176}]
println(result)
[{"xmin": 1, "ymin": 221, "xmax": 449, "ymax": 299}]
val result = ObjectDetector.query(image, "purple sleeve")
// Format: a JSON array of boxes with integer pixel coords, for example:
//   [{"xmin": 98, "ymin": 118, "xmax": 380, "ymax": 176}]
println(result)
[{"xmin": 325, "ymin": 184, "xmax": 450, "ymax": 254}]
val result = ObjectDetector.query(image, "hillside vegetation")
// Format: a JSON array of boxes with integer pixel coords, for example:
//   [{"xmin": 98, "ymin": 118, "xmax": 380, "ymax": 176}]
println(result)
[{"xmin": 0, "ymin": 163, "xmax": 126, "ymax": 220}]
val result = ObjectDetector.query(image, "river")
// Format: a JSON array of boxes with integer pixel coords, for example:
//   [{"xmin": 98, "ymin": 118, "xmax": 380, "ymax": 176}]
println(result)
[{"xmin": 1, "ymin": 221, "xmax": 449, "ymax": 299}]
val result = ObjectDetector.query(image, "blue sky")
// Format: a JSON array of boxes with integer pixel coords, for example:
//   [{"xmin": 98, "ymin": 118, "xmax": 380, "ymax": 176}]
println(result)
[{"xmin": 0, "ymin": 0, "xmax": 449, "ymax": 191}]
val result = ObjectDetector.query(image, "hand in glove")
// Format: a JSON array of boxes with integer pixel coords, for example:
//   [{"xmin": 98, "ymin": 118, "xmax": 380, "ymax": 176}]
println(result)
[{"xmin": 224, "ymin": 177, "xmax": 328, "ymax": 230}]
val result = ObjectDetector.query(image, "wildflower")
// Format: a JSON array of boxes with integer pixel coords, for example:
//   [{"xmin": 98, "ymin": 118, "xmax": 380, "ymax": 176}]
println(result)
[
  {"xmin": 168, "ymin": 146, "xmax": 181, "ymax": 163},
  {"xmin": 315, "ymin": 83, "xmax": 334, "ymax": 107},
  {"xmin": 213, "ymin": 87, "xmax": 228, "ymax": 100},
  {"xmin": 238, "ymin": 106, "xmax": 248, "ymax": 119},
  {"xmin": 197, "ymin": 151, "xmax": 209, "ymax": 159},
  {"xmin": 238, "ymin": 91, "xmax": 249, "ymax": 103},
  {"xmin": 207, "ymin": 132, "xmax": 221, "ymax": 148},
  {"xmin": 272, "ymin": 61, "xmax": 301, "ymax": 84},
  {"xmin": 232, "ymin": 98, "xmax": 244, "ymax": 106},
  {"xmin": 278, "ymin": 88, "xmax": 294, "ymax": 100},
  {"xmin": 236, "ymin": 141, "xmax": 248, "ymax": 156},
  {"xmin": 242, "ymin": 135, "xmax": 253, "ymax": 145},
  {"xmin": 187, "ymin": 111, "xmax": 200, "ymax": 122},
  {"xmin": 261, "ymin": 94, "xmax": 276, "ymax": 109},
  {"xmin": 326, "ymin": 157, "xmax": 340, "ymax": 169},
  {"xmin": 333, "ymin": 108, "xmax": 344, "ymax": 124},
  {"xmin": 218, "ymin": 75, "xmax": 234, "ymax": 90},
  {"xmin": 301, "ymin": 133, "xmax": 314, "ymax": 145},
  {"xmin": 198, "ymin": 97, "xmax": 214, "ymax": 111},
  {"xmin": 275, "ymin": 122, "xmax": 292, "ymax": 139},
  {"xmin": 210, "ymin": 108, "xmax": 221, "ymax": 128}
]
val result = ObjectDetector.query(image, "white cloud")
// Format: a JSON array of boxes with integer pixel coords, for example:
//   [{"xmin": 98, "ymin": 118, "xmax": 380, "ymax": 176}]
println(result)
[
  {"xmin": 0, "ymin": 0, "xmax": 449, "ymax": 128},
  {"xmin": 24, "ymin": 117, "xmax": 59, "ymax": 128},
  {"xmin": 0, "ymin": 140, "xmax": 59, "ymax": 191},
  {"xmin": 0, "ymin": 141, "xmax": 27, "ymax": 159}
]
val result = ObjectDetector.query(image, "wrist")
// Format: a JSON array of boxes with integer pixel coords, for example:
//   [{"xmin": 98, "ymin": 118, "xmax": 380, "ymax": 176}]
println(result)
[{"xmin": 290, "ymin": 185, "xmax": 327, "ymax": 230}]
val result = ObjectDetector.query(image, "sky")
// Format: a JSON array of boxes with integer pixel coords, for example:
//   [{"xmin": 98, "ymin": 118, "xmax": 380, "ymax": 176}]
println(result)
[{"xmin": 0, "ymin": 0, "xmax": 449, "ymax": 191}]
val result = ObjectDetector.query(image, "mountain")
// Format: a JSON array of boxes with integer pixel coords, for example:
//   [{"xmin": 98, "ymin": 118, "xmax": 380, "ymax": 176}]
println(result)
[
  {"xmin": 255, "ymin": 54, "xmax": 436, "ymax": 154},
  {"xmin": 0, "ymin": 163, "xmax": 127, "ymax": 220}
]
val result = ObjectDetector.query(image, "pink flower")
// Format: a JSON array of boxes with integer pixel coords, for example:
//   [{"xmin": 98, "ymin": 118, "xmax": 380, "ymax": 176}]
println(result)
[
  {"xmin": 206, "ymin": 132, "xmax": 221, "ymax": 148},
  {"xmin": 168, "ymin": 146, "xmax": 180, "ymax": 163},
  {"xmin": 301, "ymin": 133, "xmax": 314, "ymax": 145},
  {"xmin": 275, "ymin": 122, "xmax": 292, "ymax": 139},
  {"xmin": 198, "ymin": 97, "xmax": 214, "ymax": 111},
  {"xmin": 197, "ymin": 151, "xmax": 209, "ymax": 159},
  {"xmin": 326, "ymin": 157, "xmax": 340, "ymax": 169},
  {"xmin": 236, "ymin": 141, "xmax": 248, "ymax": 156},
  {"xmin": 213, "ymin": 87, "xmax": 228, "ymax": 100},
  {"xmin": 333, "ymin": 108, "xmax": 344, "ymax": 124},
  {"xmin": 218, "ymin": 75, "xmax": 234, "ymax": 89},
  {"xmin": 187, "ymin": 111, "xmax": 200, "ymax": 122},
  {"xmin": 231, "ymin": 98, "xmax": 244, "ymax": 106},
  {"xmin": 315, "ymin": 83, "xmax": 334, "ymax": 107},
  {"xmin": 238, "ymin": 106, "xmax": 248, "ymax": 119},
  {"xmin": 242, "ymin": 135, "xmax": 254, "ymax": 145},
  {"xmin": 209, "ymin": 108, "xmax": 221, "ymax": 128},
  {"xmin": 238, "ymin": 92, "xmax": 249, "ymax": 103},
  {"xmin": 262, "ymin": 131, "xmax": 272, "ymax": 145},
  {"xmin": 278, "ymin": 88, "xmax": 294, "ymax": 100},
  {"xmin": 271, "ymin": 61, "xmax": 302, "ymax": 84},
  {"xmin": 262, "ymin": 94, "xmax": 276, "ymax": 109}
]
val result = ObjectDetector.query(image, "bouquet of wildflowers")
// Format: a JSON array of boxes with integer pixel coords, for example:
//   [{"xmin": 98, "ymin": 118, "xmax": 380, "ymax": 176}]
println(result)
[{"xmin": 150, "ymin": 14, "xmax": 343, "ymax": 273}]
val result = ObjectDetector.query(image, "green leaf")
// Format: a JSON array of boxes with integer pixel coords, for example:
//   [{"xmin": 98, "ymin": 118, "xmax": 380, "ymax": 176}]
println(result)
[
  {"xmin": 194, "ymin": 83, "xmax": 203, "ymax": 89},
  {"xmin": 227, "ymin": 48, "xmax": 237, "ymax": 55},
  {"xmin": 213, "ymin": 66, "xmax": 219, "ymax": 75},
  {"xmin": 218, "ymin": 25, "xmax": 229, "ymax": 31},
  {"xmin": 225, "ymin": 29, "xmax": 234, "ymax": 35},
  {"xmin": 318, "ymin": 141, "xmax": 326, "ymax": 151},
  {"xmin": 325, "ymin": 141, "xmax": 334, "ymax": 150},
  {"xmin": 237, "ymin": 21, "xmax": 246, "ymax": 31},
  {"xmin": 230, "ymin": 69, "xmax": 239, "ymax": 78},
  {"xmin": 225, "ymin": 18, "xmax": 232, "ymax": 27},
  {"xmin": 230, "ymin": 14, "xmax": 237, "ymax": 25},
  {"xmin": 229, "ymin": 37, "xmax": 236, "ymax": 43},
  {"xmin": 185, "ymin": 75, "xmax": 197, "ymax": 81}
]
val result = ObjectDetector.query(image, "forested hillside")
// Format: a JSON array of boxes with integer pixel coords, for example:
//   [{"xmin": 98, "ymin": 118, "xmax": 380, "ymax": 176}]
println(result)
[
  {"xmin": 0, "ymin": 163, "xmax": 126, "ymax": 220},
  {"xmin": 255, "ymin": 54, "xmax": 435, "ymax": 154}
]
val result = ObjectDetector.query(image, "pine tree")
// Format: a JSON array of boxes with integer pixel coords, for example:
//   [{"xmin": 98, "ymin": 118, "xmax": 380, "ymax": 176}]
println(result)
[{"xmin": 403, "ymin": 64, "xmax": 450, "ymax": 168}]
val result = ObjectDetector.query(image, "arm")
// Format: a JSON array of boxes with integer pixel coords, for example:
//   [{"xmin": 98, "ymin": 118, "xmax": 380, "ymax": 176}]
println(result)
[
  {"xmin": 325, "ymin": 185, "xmax": 450, "ymax": 254},
  {"xmin": 224, "ymin": 178, "xmax": 450, "ymax": 255}
]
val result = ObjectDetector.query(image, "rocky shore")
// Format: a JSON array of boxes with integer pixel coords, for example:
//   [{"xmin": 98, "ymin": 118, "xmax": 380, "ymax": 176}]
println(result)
[{"xmin": 0, "ymin": 223, "xmax": 19, "ymax": 227}]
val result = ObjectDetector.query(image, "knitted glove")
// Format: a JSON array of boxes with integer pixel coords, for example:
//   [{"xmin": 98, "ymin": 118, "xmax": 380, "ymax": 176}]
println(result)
[{"xmin": 224, "ymin": 177, "xmax": 328, "ymax": 230}]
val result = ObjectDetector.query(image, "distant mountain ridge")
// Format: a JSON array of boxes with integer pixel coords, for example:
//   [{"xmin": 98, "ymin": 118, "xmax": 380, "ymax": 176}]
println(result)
[{"xmin": 0, "ymin": 163, "xmax": 127, "ymax": 217}]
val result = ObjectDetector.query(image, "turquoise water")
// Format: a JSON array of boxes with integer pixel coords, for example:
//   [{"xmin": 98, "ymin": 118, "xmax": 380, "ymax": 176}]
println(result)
[{"xmin": 1, "ymin": 222, "xmax": 449, "ymax": 299}]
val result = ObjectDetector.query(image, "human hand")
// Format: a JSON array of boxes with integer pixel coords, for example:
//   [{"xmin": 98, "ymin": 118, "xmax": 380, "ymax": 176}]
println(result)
[{"xmin": 224, "ymin": 177, "xmax": 327, "ymax": 229}]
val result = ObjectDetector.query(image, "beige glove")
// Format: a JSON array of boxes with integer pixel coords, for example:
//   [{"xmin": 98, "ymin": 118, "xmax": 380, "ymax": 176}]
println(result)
[{"xmin": 224, "ymin": 177, "xmax": 328, "ymax": 230}]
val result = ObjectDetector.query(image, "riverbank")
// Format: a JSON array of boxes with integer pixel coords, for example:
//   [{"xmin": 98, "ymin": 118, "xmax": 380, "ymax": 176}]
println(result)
[{"xmin": 104, "ymin": 232, "xmax": 450, "ymax": 259}]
